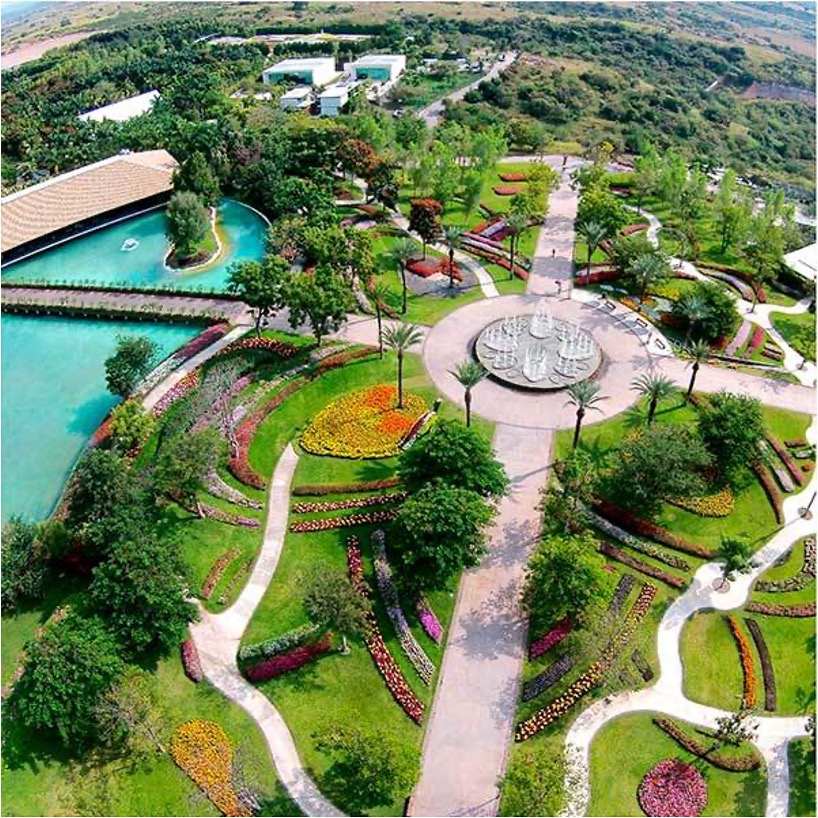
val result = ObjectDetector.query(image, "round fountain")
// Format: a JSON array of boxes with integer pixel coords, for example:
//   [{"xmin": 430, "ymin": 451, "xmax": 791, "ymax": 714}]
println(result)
[{"xmin": 474, "ymin": 300, "xmax": 602, "ymax": 390}]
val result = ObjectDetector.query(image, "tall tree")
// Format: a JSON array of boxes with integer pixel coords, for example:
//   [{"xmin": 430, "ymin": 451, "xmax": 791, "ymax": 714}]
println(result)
[
  {"xmin": 1, "ymin": 518, "xmax": 49, "ymax": 613},
  {"xmin": 631, "ymin": 252, "xmax": 668, "ymax": 301},
  {"xmin": 283, "ymin": 265, "xmax": 352, "ymax": 346},
  {"xmin": 713, "ymin": 169, "xmax": 751, "ymax": 255},
  {"xmin": 442, "ymin": 224, "xmax": 464, "ymax": 288},
  {"xmin": 109, "ymin": 399, "xmax": 154, "ymax": 453},
  {"xmin": 303, "ymin": 569, "xmax": 371, "ymax": 654},
  {"xmin": 390, "ymin": 238, "xmax": 416, "ymax": 315},
  {"xmin": 104, "ymin": 334, "xmax": 160, "ymax": 398},
  {"xmin": 155, "ymin": 428, "xmax": 220, "ymax": 506},
  {"xmin": 166, "ymin": 191, "xmax": 209, "ymax": 261},
  {"xmin": 227, "ymin": 255, "xmax": 289, "ymax": 336},
  {"xmin": 717, "ymin": 535, "xmax": 757, "ymax": 581},
  {"xmin": 382, "ymin": 323, "xmax": 424, "ymax": 409},
  {"xmin": 685, "ymin": 339, "xmax": 711, "ymax": 402},
  {"xmin": 368, "ymin": 280, "xmax": 392, "ymax": 359},
  {"xmin": 630, "ymin": 372, "xmax": 677, "ymax": 424},
  {"xmin": 449, "ymin": 360, "xmax": 487, "ymax": 428},
  {"xmin": 506, "ymin": 212, "xmax": 529, "ymax": 281},
  {"xmin": 408, "ymin": 198, "xmax": 442, "ymax": 258},
  {"xmin": 577, "ymin": 220, "xmax": 608, "ymax": 282},
  {"xmin": 698, "ymin": 391, "xmax": 764, "ymax": 479},
  {"xmin": 741, "ymin": 217, "xmax": 785, "ymax": 311},
  {"xmin": 565, "ymin": 381, "xmax": 606, "ymax": 449},
  {"xmin": 172, "ymin": 151, "xmax": 220, "ymax": 206}
]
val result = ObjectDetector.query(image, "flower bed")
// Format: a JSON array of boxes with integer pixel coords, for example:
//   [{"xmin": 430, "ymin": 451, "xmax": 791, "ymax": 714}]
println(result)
[
  {"xmin": 593, "ymin": 498, "xmax": 713, "ymax": 558},
  {"xmin": 400, "ymin": 410, "xmax": 436, "ymax": 450},
  {"xmin": 314, "ymin": 345, "xmax": 378, "ymax": 375},
  {"xmin": 637, "ymin": 758, "xmax": 708, "ymax": 817},
  {"xmin": 460, "ymin": 241, "xmax": 529, "ymax": 280},
  {"xmin": 522, "ymin": 654, "xmax": 574, "ymax": 702},
  {"xmin": 238, "ymin": 623, "xmax": 321, "ymax": 665},
  {"xmin": 745, "ymin": 325, "xmax": 764, "ymax": 356},
  {"xmin": 416, "ymin": 598, "xmax": 443, "ymax": 644},
  {"xmin": 218, "ymin": 336, "xmax": 299, "ymax": 359},
  {"xmin": 202, "ymin": 548, "xmax": 241, "ymax": 600},
  {"xmin": 217, "ymin": 558, "xmax": 252, "ymax": 606},
  {"xmin": 152, "ymin": 370, "xmax": 200, "ymax": 418},
  {"xmin": 191, "ymin": 373, "xmax": 256, "ymax": 435},
  {"xmin": 727, "ymin": 615, "xmax": 757, "ymax": 709},
  {"xmin": 756, "ymin": 537, "xmax": 815, "ymax": 593},
  {"xmin": 372, "ymin": 530, "xmax": 435, "ymax": 685},
  {"xmin": 406, "ymin": 257, "xmax": 463, "ymax": 281},
  {"xmin": 608, "ymin": 573, "xmax": 637, "ymax": 616},
  {"xmin": 290, "ymin": 508, "xmax": 398, "ymax": 533},
  {"xmin": 174, "ymin": 324, "xmax": 230, "ymax": 363},
  {"xmin": 745, "ymin": 600, "xmax": 816, "ymax": 617},
  {"xmin": 668, "ymin": 485, "xmax": 734, "ymax": 518},
  {"xmin": 751, "ymin": 460, "xmax": 784, "ymax": 523},
  {"xmin": 574, "ymin": 268, "xmax": 622, "ymax": 286},
  {"xmin": 301, "ymin": 385, "xmax": 427, "ymax": 459},
  {"xmin": 470, "ymin": 215, "xmax": 504, "ymax": 235},
  {"xmin": 199, "ymin": 502, "xmax": 260, "ymax": 528},
  {"xmin": 759, "ymin": 440, "xmax": 796, "ymax": 492},
  {"xmin": 599, "ymin": 543, "xmax": 686, "ymax": 589},
  {"xmin": 620, "ymin": 223, "xmax": 649, "ymax": 235},
  {"xmin": 205, "ymin": 472, "xmax": 263, "ymax": 510},
  {"xmin": 292, "ymin": 477, "xmax": 402, "ymax": 496},
  {"xmin": 346, "ymin": 537, "xmax": 424, "ymax": 724},
  {"xmin": 631, "ymin": 649, "xmax": 654, "ymax": 682},
  {"xmin": 180, "ymin": 639, "xmax": 203, "ymax": 683},
  {"xmin": 766, "ymin": 434, "xmax": 806, "ymax": 487},
  {"xmin": 653, "ymin": 718, "xmax": 761, "ymax": 772},
  {"xmin": 744, "ymin": 618, "xmax": 777, "ymax": 712},
  {"xmin": 291, "ymin": 492, "xmax": 406, "ymax": 514},
  {"xmin": 499, "ymin": 172, "xmax": 528, "ymax": 182},
  {"xmin": 170, "ymin": 720, "xmax": 251, "ymax": 817},
  {"xmin": 492, "ymin": 185, "xmax": 524, "ymax": 196},
  {"xmin": 528, "ymin": 617, "xmax": 573, "ymax": 662},
  {"xmin": 724, "ymin": 321, "xmax": 752, "ymax": 357},
  {"xmin": 243, "ymin": 632, "xmax": 332, "ymax": 682}
]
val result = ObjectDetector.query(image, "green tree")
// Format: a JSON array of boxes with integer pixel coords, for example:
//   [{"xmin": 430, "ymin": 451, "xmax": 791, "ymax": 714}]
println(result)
[
  {"xmin": 576, "ymin": 183, "xmax": 629, "ymax": 237},
  {"xmin": 630, "ymin": 372, "xmax": 677, "ymax": 424},
  {"xmin": 390, "ymin": 238, "xmax": 417, "ymax": 315},
  {"xmin": 155, "ymin": 428, "xmax": 219, "ymax": 506},
  {"xmin": 717, "ymin": 535, "xmax": 757, "ymax": 581},
  {"xmin": 1, "ymin": 518, "xmax": 49, "ymax": 613},
  {"xmin": 577, "ymin": 220, "xmax": 608, "ymax": 282},
  {"xmin": 104, "ymin": 334, "xmax": 159, "ymax": 398},
  {"xmin": 89, "ymin": 534, "xmax": 195, "ymax": 658},
  {"xmin": 389, "ymin": 480, "xmax": 495, "ymax": 595},
  {"xmin": 227, "ymin": 255, "xmax": 289, "ymax": 336},
  {"xmin": 630, "ymin": 252, "xmax": 669, "ymax": 301},
  {"xmin": 172, "ymin": 151, "xmax": 220, "ymax": 206},
  {"xmin": 609, "ymin": 425, "xmax": 711, "ymax": 515},
  {"xmin": 408, "ymin": 198, "xmax": 441, "ymax": 258},
  {"xmin": 711, "ymin": 706, "xmax": 758, "ymax": 752},
  {"xmin": 685, "ymin": 339, "xmax": 711, "ymax": 402},
  {"xmin": 109, "ymin": 399, "xmax": 154, "ymax": 453},
  {"xmin": 368, "ymin": 280, "xmax": 392, "ymax": 359},
  {"xmin": 506, "ymin": 212, "xmax": 529, "ymax": 281},
  {"xmin": 303, "ymin": 569, "xmax": 371, "ymax": 654},
  {"xmin": 673, "ymin": 281, "xmax": 739, "ymax": 343},
  {"xmin": 397, "ymin": 419, "xmax": 509, "ymax": 499},
  {"xmin": 522, "ymin": 532, "xmax": 613, "ymax": 624},
  {"xmin": 316, "ymin": 724, "xmax": 416, "ymax": 812},
  {"xmin": 12, "ymin": 613, "xmax": 124, "ymax": 747},
  {"xmin": 449, "ymin": 360, "xmax": 488, "ymax": 428},
  {"xmin": 441, "ymin": 224, "xmax": 464, "ymax": 289},
  {"xmin": 545, "ymin": 449, "xmax": 600, "ymax": 533},
  {"xmin": 713, "ymin": 169, "xmax": 751, "ymax": 255},
  {"xmin": 698, "ymin": 391, "xmax": 764, "ymax": 479},
  {"xmin": 501, "ymin": 749, "xmax": 565, "ymax": 817},
  {"xmin": 565, "ymin": 381, "xmax": 606, "ymax": 449},
  {"xmin": 741, "ymin": 217, "xmax": 785, "ymax": 311},
  {"xmin": 382, "ymin": 322, "xmax": 424, "ymax": 409},
  {"xmin": 632, "ymin": 143, "xmax": 659, "ymax": 213},
  {"xmin": 284, "ymin": 265, "xmax": 352, "ymax": 346},
  {"xmin": 166, "ymin": 190, "xmax": 209, "ymax": 261}
]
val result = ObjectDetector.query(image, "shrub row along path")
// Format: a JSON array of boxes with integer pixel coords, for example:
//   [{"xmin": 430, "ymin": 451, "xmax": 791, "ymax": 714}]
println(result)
[
  {"xmin": 563, "ymin": 422, "xmax": 816, "ymax": 817},
  {"xmin": 188, "ymin": 444, "xmax": 346, "ymax": 817}
]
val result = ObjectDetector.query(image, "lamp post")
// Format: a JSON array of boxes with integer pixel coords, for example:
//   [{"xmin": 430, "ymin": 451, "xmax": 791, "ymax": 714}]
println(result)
[{"xmin": 799, "ymin": 491, "xmax": 816, "ymax": 520}]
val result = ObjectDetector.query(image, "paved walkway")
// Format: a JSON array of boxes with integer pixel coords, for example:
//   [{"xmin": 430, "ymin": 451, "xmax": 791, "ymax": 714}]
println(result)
[
  {"xmin": 410, "ymin": 425, "xmax": 554, "ymax": 816},
  {"xmin": 189, "ymin": 445, "xmax": 345, "ymax": 817}
]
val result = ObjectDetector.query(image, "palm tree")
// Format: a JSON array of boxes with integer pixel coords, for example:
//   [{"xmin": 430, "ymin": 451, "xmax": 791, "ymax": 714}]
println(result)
[
  {"xmin": 578, "ymin": 221, "xmax": 608, "ymax": 283},
  {"xmin": 632, "ymin": 253, "xmax": 667, "ymax": 302},
  {"xmin": 631, "ymin": 372, "xmax": 676, "ymax": 424},
  {"xmin": 685, "ymin": 339, "xmax": 710, "ymax": 403},
  {"xmin": 390, "ymin": 238, "xmax": 416, "ymax": 315},
  {"xmin": 382, "ymin": 323, "xmax": 424, "ymax": 409},
  {"xmin": 677, "ymin": 292, "xmax": 708, "ymax": 342},
  {"xmin": 442, "ymin": 225, "xmax": 464, "ymax": 289},
  {"xmin": 368, "ymin": 280, "xmax": 392, "ymax": 359},
  {"xmin": 449, "ymin": 359, "xmax": 487, "ymax": 427},
  {"xmin": 506, "ymin": 213, "xmax": 528, "ymax": 281},
  {"xmin": 565, "ymin": 381, "xmax": 606, "ymax": 449}
]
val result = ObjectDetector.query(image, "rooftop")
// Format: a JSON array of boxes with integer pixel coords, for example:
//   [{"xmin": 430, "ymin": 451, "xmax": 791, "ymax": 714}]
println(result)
[
  {"xmin": 783, "ymin": 243, "xmax": 817, "ymax": 282},
  {"xmin": 265, "ymin": 57, "xmax": 336, "ymax": 71},
  {"xmin": 1, "ymin": 150, "xmax": 177, "ymax": 254},
  {"xmin": 350, "ymin": 54, "xmax": 405, "ymax": 66},
  {"xmin": 78, "ymin": 90, "xmax": 160, "ymax": 123},
  {"xmin": 281, "ymin": 86, "xmax": 314, "ymax": 100}
]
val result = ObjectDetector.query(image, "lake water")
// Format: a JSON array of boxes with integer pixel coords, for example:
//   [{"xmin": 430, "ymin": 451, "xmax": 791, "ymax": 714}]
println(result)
[
  {"xmin": 2, "ymin": 199, "xmax": 267, "ymax": 291},
  {"xmin": 1, "ymin": 315, "xmax": 201, "ymax": 523}
]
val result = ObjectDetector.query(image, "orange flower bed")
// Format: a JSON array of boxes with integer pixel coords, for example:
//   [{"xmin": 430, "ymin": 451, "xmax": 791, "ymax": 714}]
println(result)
[{"xmin": 727, "ymin": 616, "xmax": 757, "ymax": 709}]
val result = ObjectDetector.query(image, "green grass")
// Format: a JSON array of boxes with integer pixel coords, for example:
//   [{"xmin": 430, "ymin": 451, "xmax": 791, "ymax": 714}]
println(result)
[
  {"xmin": 588, "ymin": 712, "xmax": 766, "ymax": 816},
  {"xmin": 789, "ymin": 737, "xmax": 817, "ymax": 817},
  {"xmin": 574, "ymin": 240, "xmax": 608, "ymax": 265},
  {"xmin": 770, "ymin": 310, "xmax": 816, "ymax": 362},
  {"xmin": 396, "ymin": 70, "xmax": 485, "ymax": 110}
]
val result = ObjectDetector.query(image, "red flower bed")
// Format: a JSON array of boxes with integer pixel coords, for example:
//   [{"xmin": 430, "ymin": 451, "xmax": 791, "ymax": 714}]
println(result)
[
  {"xmin": 746, "ymin": 325, "xmax": 765, "ymax": 355},
  {"xmin": 219, "ymin": 336, "xmax": 299, "ymax": 359},
  {"xmin": 462, "ymin": 242, "xmax": 528, "ymax": 280},
  {"xmin": 727, "ymin": 615, "xmax": 757, "ymax": 709},
  {"xmin": 290, "ymin": 508, "xmax": 398, "ymax": 533},
  {"xmin": 698, "ymin": 262, "xmax": 766, "ymax": 303},
  {"xmin": 89, "ymin": 415, "xmax": 113, "ymax": 448},
  {"xmin": 599, "ymin": 543, "xmax": 686, "ymax": 589},
  {"xmin": 406, "ymin": 258, "xmax": 463, "ymax": 281},
  {"xmin": 292, "ymin": 492, "xmax": 406, "ymax": 514},
  {"xmin": 492, "ymin": 185, "xmax": 523, "ymax": 196},
  {"xmin": 315, "ymin": 346, "xmax": 378, "ymax": 375},
  {"xmin": 181, "ymin": 639, "xmax": 204, "ymax": 683},
  {"xmin": 653, "ymin": 718, "xmax": 761, "ymax": 771},
  {"xmin": 243, "ymin": 632, "xmax": 332, "ymax": 681},
  {"xmin": 292, "ymin": 477, "xmax": 401, "ymax": 496},
  {"xmin": 751, "ymin": 460, "xmax": 784, "ymax": 524},
  {"xmin": 766, "ymin": 434, "xmax": 805, "ymax": 486},
  {"xmin": 470, "ymin": 215, "xmax": 504, "ymax": 235},
  {"xmin": 574, "ymin": 268, "xmax": 621, "ymax": 286},
  {"xmin": 174, "ymin": 324, "xmax": 229, "ymax": 363},
  {"xmin": 620, "ymin": 223, "xmax": 649, "ymax": 235},
  {"xmin": 152, "ymin": 370, "xmax": 200, "ymax": 418},
  {"xmin": 201, "ymin": 548, "xmax": 240, "ymax": 600},
  {"xmin": 499, "ymin": 172, "xmax": 528, "ymax": 182},
  {"xmin": 745, "ymin": 600, "xmax": 816, "ymax": 617},
  {"xmin": 593, "ymin": 498, "xmax": 713, "ymax": 558},
  {"xmin": 528, "ymin": 617, "xmax": 573, "ymax": 661},
  {"xmin": 638, "ymin": 759, "xmax": 708, "ymax": 817}
]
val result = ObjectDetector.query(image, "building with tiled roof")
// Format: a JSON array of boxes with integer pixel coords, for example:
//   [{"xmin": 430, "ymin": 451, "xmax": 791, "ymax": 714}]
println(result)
[{"xmin": 1, "ymin": 149, "xmax": 178, "ymax": 261}]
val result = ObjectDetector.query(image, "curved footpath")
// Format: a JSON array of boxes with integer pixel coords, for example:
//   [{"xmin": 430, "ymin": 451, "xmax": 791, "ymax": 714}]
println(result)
[{"xmin": 188, "ymin": 444, "xmax": 346, "ymax": 817}]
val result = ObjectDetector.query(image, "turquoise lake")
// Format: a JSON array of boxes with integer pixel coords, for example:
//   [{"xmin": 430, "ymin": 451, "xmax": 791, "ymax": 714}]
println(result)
[
  {"xmin": 2, "ymin": 199, "xmax": 267, "ymax": 291},
  {"xmin": 1, "ymin": 316, "xmax": 201, "ymax": 523}
]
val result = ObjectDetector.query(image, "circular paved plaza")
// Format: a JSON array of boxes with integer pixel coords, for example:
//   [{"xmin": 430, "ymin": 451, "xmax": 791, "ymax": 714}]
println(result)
[{"xmin": 422, "ymin": 294, "xmax": 659, "ymax": 429}]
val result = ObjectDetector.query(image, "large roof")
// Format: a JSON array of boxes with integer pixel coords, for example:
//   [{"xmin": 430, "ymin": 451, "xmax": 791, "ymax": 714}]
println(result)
[
  {"xmin": 79, "ymin": 90, "xmax": 160, "ymax": 123},
  {"xmin": 1, "ymin": 150, "xmax": 177, "ymax": 254},
  {"xmin": 265, "ymin": 57, "xmax": 335, "ymax": 72},
  {"xmin": 783, "ymin": 243, "xmax": 817, "ymax": 282},
  {"xmin": 350, "ymin": 54, "xmax": 405, "ymax": 66}
]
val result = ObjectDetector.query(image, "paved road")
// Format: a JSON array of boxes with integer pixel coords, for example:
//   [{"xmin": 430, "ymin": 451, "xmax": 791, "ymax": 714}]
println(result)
[{"xmin": 418, "ymin": 52, "xmax": 518, "ymax": 127}]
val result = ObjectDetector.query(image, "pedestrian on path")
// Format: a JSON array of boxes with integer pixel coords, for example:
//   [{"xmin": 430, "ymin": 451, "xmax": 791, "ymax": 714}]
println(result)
[
  {"xmin": 552, "ymin": 247, "xmax": 556, "ymax": 258},
  {"xmin": 557, "ymin": 281, "xmax": 563, "ymax": 297}
]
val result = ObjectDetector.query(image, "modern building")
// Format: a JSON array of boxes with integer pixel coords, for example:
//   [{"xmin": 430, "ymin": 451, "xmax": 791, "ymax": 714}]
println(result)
[
  {"xmin": 319, "ymin": 82, "xmax": 358, "ymax": 117},
  {"xmin": 345, "ymin": 54, "xmax": 406, "ymax": 83},
  {"xmin": 78, "ymin": 89, "xmax": 160, "ymax": 123},
  {"xmin": 262, "ymin": 57, "xmax": 338, "ymax": 88},
  {"xmin": 0, "ymin": 150, "xmax": 177, "ymax": 262},
  {"xmin": 280, "ymin": 85, "xmax": 315, "ymax": 111},
  {"xmin": 783, "ymin": 243, "xmax": 817, "ymax": 284}
]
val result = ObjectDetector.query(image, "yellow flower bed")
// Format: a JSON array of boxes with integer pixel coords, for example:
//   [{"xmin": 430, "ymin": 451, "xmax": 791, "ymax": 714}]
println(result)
[
  {"xmin": 170, "ymin": 720, "xmax": 250, "ymax": 817},
  {"xmin": 301, "ymin": 385, "xmax": 427, "ymax": 459},
  {"xmin": 670, "ymin": 484, "xmax": 734, "ymax": 517}
]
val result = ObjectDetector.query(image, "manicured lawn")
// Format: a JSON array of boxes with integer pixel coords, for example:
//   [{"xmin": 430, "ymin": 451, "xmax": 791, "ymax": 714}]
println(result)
[
  {"xmin": 396, "ymin": 70, "xmax": 484, "ymax": 110},
  {"xmin": 771, "ymin": 310, "xmax": 816, "ymax": 362},
  {"xmin": 588, "ymin": 712, "xmax": 766, "ymax": 817},
  {"xmin": 789, "ymin": 737, "xmax": 817, "ymax": 817}
]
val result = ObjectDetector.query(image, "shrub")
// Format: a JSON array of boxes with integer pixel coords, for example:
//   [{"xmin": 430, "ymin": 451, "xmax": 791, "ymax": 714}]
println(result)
[
  {"xmin": 599, "ymin": 543, "xmax": 686, "ymax": 589},
  {"xmin": 653, "ymin": 718, "xmax": 762, "ymax": 771},
  {"xmin": 751, "ymin": 461, "xmax": 784, "ymax": 524},
  {"xmin": 745, "ymin": 600, "xmax": 816, "ymax": 617},
  {"xmin": 238, "ymin": 623, "xmax": 320, "ymax": 665},
  {"xmin": 243, "ymin": 633, "xmax": 333, "ymax": 681}
]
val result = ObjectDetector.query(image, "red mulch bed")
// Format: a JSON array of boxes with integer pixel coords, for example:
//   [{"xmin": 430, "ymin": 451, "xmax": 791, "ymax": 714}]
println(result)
[
  {"xmin": 499, "ymin": 173, "xmax": 528, "ymax": 182},
  {"xmin": 492, "ymin": 186, "xmax": 523, "ymax": 196},
  {"xmin": 407, "ymin": 258, "xmax": 463, "ymax": 281}
]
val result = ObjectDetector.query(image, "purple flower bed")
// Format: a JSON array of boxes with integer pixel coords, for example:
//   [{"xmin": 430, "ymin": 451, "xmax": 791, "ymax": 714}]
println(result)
[
  {"xmin": 243, "ymin": 633, "xmax": 332, "ymax": 682},
  {"xmin": 416, "ymin": 599, "xmax": 443, "ymax": 644},
  {"xmin": 181, "ymin": 639, "xmax": 203, "ymax": 683},
  {"xmin": 528, "ymin": 616, "xmax": 573, "ymax": 661},
  {"xmin": 638, "ymin": 758, "xmax": 708, "ymax": 817},
  {"xmin": 199, "ymin": 502, "xmax": 260, "ymax": 528},
  {"xmin": 608, "ymin": 573, "xmax": 637, "ymax": 616},
  {"xmin": 190, "ymin": 373, "xmax": 256, "ymax": 435},
  {"xmin": 522, "ymin": 654, "xmax": 574, "ymax": 701}
]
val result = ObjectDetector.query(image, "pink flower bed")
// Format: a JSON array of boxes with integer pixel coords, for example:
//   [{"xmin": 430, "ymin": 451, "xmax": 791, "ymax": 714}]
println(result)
[
  {"xmin": 499, "ymin": 172, "xmax": 528, "ymax": 182},
  {"xmin": 152, "ymin": 371, "xmax": 200, "ymax": 418},
  {"xmin": 528, "ymin": 616, "xmax": 573, "ymax": 661},
  {"xmin": 747, "ymin": 325, "xmax": 765, "ymax": 355},
  {"xmin": 470, "ymin": 215, "xmax": 504, "ymax": 236},
  {"xmin": 416, "ymin": 599, "xmax": 443, "ymax": 644},
  {"xmin": 244, "ymin": 633, "xmax": 333, "ymax": 682},
  {"xmin": 199, "ymin": 502, "xmax": 260, "ymax": 528},
  {"xmin": 766, "ymin": 434, "xmax": 806, "ymax": 486},
  {"xmin": 492, "ymin": 186, "xmax": 523, "ymax": 196},
  {"xmin": 173, "ymin": 324, "xmax": 229, "ymax": 363},
  {"xmin": 637, "ymin": 759, "xmax": 708, "ymax": 817},
  {"xmin": 218, "ymin": 336, "xmax": 299, "ymax": 359},
  {"xmin": 181, "ymin": 639, "xmax": 203, "ymax": 683}
]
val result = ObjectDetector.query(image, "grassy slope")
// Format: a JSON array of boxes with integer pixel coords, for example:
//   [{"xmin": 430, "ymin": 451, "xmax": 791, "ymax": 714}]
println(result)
[{"xmin": 770, "ymin": 311, "xmax": 816, "ymax": 363}]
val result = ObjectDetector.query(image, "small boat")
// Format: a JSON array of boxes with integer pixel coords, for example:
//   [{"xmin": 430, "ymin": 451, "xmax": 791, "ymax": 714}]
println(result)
[{"xmin": 120, "ymin": 238, "xmax": 139, "ymax": 251}]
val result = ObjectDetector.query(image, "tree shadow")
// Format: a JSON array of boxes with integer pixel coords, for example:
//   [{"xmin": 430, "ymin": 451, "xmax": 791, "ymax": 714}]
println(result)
[{"xmin": 731, "ymin": 765, "xmax": 766, "ymax": 818}]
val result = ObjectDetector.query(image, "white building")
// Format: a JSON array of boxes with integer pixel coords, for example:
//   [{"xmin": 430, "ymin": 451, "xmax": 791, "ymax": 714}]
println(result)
[
  {"xmin": 280, "ymin": 86, "xmax": 315, "ymax": 111},
  {"xmin": 319, "ymin": 81, "xmax": 358, "ymax": 117},
  {"xmin": 79, "ymin": 90, "xmax": 160, "ymax": 123},
  {"xmin": 783, "ymin": 243, "xmax": 817, "ymax": 284},
  {"xmin": 345, "ymin": 54, "xmax": 406, "ymax": 83},
  {"xmin": 262, "ymin": 57, "xmax": 338, "ymax": 88}
]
